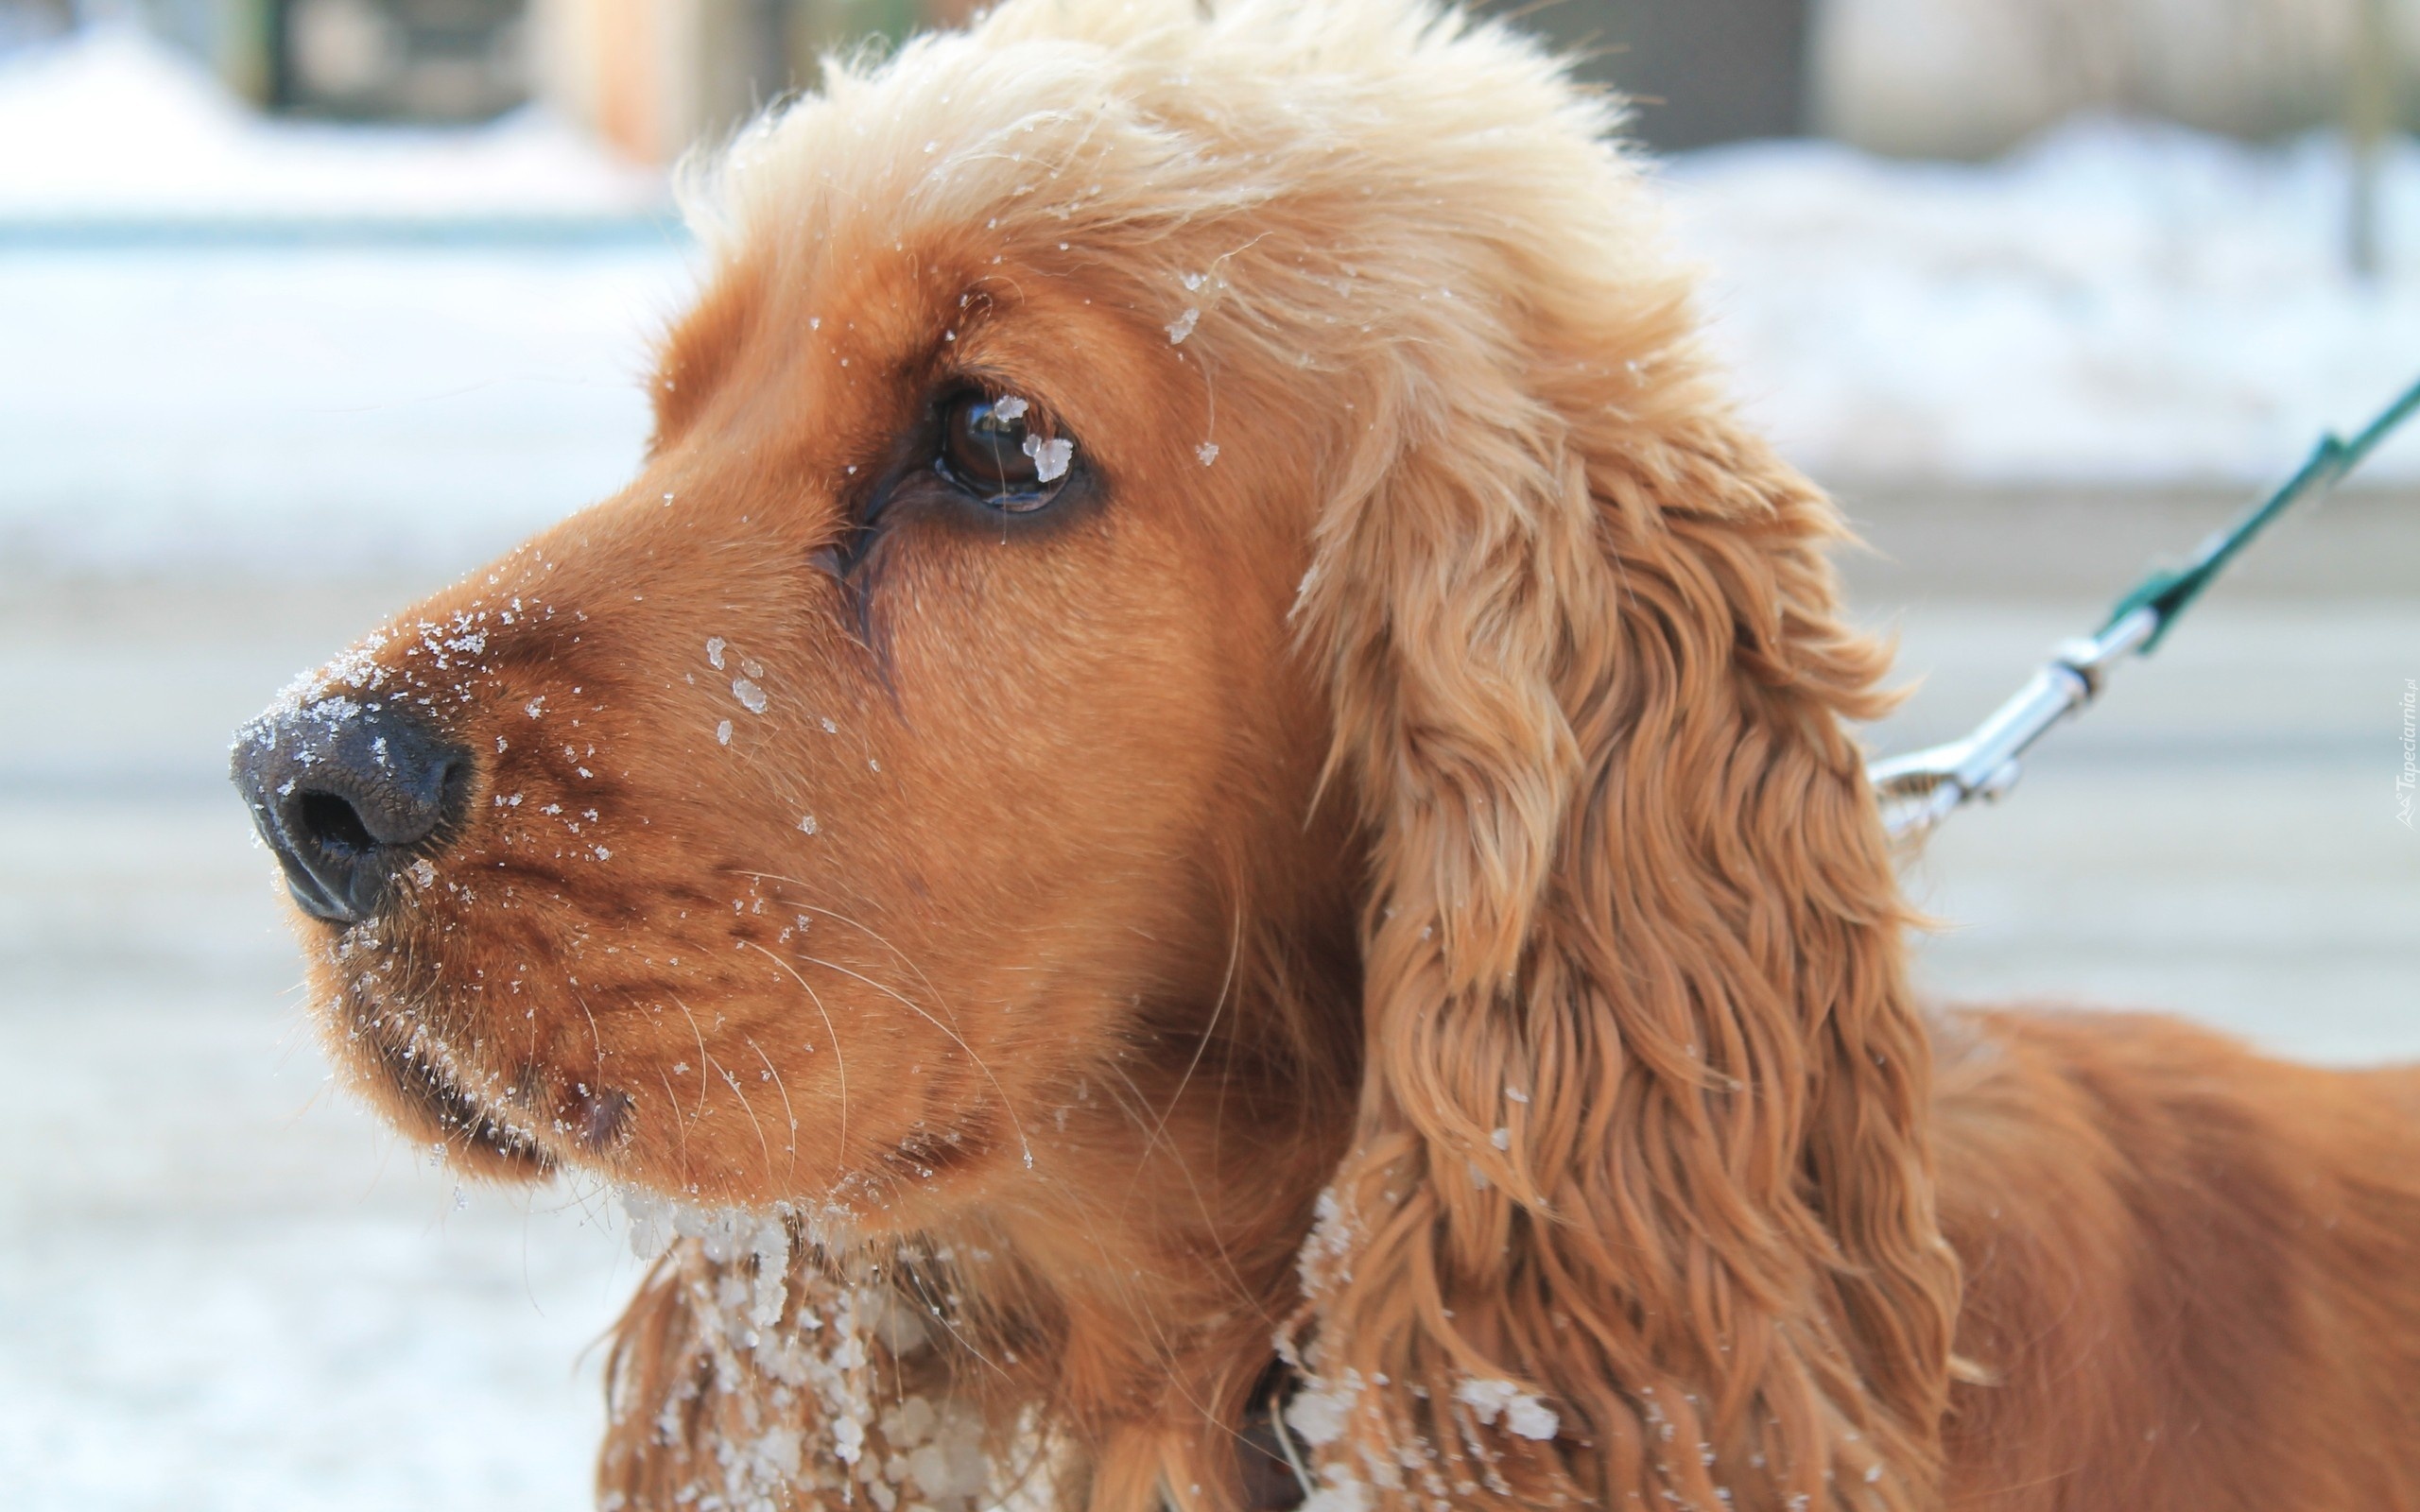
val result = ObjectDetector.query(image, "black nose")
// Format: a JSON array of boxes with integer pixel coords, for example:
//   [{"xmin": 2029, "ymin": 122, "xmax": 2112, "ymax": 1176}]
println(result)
[{"xmin": 230, "ymin": 697, "xmax": 474, "ymax": 925}]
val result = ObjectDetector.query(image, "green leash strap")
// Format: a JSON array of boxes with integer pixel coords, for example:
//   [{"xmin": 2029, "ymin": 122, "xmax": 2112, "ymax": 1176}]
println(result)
[
  {"xmin": 2103, "ymin": 370, "xmax": 2420, "ymax": 650},
  {"xmin": 1871, "ymin": 371, "xmax": 2420, "ymax": 843}
]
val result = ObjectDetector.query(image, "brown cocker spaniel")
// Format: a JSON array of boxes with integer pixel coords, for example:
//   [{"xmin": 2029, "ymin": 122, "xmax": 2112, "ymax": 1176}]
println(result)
[{"xmin": 231, "ymin": 4, "xmax": 2420, "ymax": 1510}]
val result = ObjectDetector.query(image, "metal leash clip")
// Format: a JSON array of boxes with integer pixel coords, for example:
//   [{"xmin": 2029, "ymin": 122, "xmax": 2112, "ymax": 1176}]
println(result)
[
  {"xmin": 1870, "ymin": 370, "xmax": 2420, "ymax": 844},
  {"xmin": 1870, "ymin": 605, "xmax": 2156, "ymax": 842}
]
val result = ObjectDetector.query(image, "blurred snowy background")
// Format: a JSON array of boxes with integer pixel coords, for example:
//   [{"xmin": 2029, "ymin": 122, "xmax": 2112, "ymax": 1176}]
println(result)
[{"xmin": 1, "ymin": 0, "xmax": 2415, "ymax": 1508}]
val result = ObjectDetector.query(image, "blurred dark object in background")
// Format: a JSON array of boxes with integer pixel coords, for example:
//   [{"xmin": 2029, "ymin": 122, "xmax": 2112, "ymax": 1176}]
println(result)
[
  {"xmin": 530, "ymin": 0, "xmax": 922, "ymax": 163},
  {"xmin": 1814, "ymin": 0, "xmax": 2417, "ymax": 159},
  {"xmin": 4, "ymin": 0, "xmax": 2409, "ymax": 164},
  {"xmin": 272, "ymin": 0, "xmax": 527, "ymax": 119},
  {"xmin": 38, "ymin": 0, "xmax": 533, "ymax": 119},
  {"xmin": 1483, "ymin": 0, "xmax": 1809, "ymax": 149},
  {"xmin": 525, "ymin": 0, "xmax": 1806, "ymax": 161},
  {"xmin": 0, "ymin": 0, "xmax": 70, "ymax": 52},
  {"xmin": 12, "ymin": 0, "xmax": 1818, "ymax": 150}
]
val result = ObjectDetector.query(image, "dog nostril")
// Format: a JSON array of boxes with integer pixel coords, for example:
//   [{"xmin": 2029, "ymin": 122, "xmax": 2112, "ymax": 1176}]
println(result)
[
  {"xmin": 231, "ymin": 699, "xmax": 475, "ymax": 925},
  {"xmin": 296, "ymin": 789, "xmax": 379, "ymax": 856}
]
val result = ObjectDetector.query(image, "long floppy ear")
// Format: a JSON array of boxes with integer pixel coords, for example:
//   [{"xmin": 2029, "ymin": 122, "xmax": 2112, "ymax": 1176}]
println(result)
[{"xmin": 1283, "ymin": 284, "xmax": 1961, "ymax": 1509}]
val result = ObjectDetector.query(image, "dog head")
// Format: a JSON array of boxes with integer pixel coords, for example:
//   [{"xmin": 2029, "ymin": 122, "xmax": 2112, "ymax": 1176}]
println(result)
[
  {"xmin": 231, "ymin": 22, "xmax": 1365, "ymax": 1219},
  {"xmin": 234, "ymin": 3, "xmax": 1959, "ymax": 1508}
]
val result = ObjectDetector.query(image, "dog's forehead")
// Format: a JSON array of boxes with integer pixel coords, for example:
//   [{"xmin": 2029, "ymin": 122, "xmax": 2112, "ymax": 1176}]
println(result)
[
  {"xmin": 706, "ymin": 35, "xmax": 1150, "ymax": 249},
  {"xmin": 680, "ymin": 25, "xmax": 1280, "ymax": 352}
]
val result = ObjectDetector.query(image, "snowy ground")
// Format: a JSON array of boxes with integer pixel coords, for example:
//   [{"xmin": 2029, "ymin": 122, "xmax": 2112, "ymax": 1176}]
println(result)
[
  {"xmin": 1, "ymin": 22, "xmax": 2415, "ymax": 1512},
  {"xmin": 0, "ymin": 26, "xmax": 690, "ymax": 578},
  {"xmin": 0, "ymin": 26, "xmax": 664, "ymax": 225},
  {"xmin": 0, "ymin": 243, "xmax": 695, "ymax": 576},
  {"xmin": 1674, "ymin": 119, "xmax": 2420, "ymax": 485},
  {"xmin": 0, "ymin": 580, "xmax": 644, "ymax": 1512},
  {"xmin": 8, "ymin": 30, "xmax": 2420, "ymax": 573}
]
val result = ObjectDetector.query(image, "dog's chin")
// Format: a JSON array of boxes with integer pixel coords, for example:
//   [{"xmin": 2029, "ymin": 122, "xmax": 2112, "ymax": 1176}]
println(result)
[{"xmin": 344, "ymin": 1000, "xmax": 556, "ymax": 1185}]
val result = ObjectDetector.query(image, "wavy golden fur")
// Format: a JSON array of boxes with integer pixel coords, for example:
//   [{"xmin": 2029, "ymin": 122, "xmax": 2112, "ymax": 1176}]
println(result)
[{"xmin": 239, "ymin": 3, "xmax": 2420, "ymax": 1509}]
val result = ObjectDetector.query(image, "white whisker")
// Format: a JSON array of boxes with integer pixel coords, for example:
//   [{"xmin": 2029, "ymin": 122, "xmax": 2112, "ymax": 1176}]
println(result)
[
  {"xmin": 737, "ymin": 941, "xmax": 851, "ymax": 1180},
  {"xmin": 797, "ymin": 951, "xmax": 1033, "ymax": 1170}
]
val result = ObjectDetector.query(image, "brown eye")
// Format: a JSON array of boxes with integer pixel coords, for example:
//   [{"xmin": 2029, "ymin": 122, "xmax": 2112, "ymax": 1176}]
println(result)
[{"xmin": 938, "ymin": 391, "xmax": 1074, "ymax": 509}]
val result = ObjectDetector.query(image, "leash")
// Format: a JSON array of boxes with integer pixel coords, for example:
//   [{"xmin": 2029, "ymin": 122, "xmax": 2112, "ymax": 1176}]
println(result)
[{"xmin": 1870, "ymin": 371, "xmax": 2420, "ymax": 844}]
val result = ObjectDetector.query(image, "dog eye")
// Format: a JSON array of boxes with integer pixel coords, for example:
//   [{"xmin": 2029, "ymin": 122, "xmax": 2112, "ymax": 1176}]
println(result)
[{"xmin": 937, "ymin": 391, "xmax": 1075, "ymax": 511}]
